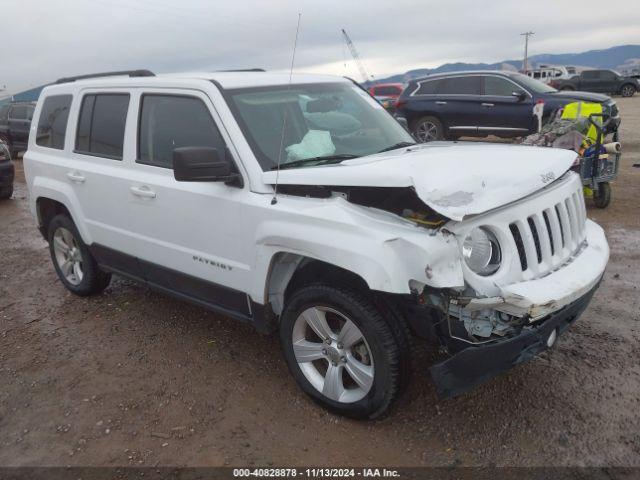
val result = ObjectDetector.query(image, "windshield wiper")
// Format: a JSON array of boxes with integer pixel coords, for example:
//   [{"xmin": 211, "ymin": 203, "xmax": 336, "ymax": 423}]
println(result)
[
  {"xmin": 271, "ymin": 154, "xmax": 360, "ymax": 170},
  {"xmin": 377, "ymin": 141, "xmax": 417, "ymax": 153}
]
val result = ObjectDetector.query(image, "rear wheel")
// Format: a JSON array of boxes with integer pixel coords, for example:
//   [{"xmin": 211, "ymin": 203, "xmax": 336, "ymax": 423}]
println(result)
[
  {"xmin": 620, "ymin": 84, "xmax": 636, "ymax": 97},
  {"xmin": 47, "ymin": 214, "xmax": 111, "ymax": 296},
  {"xmin": 593, "ymin": 182, "xmax": 612, "ymax": 208},
  {"xmin": 412, "ymin": 116, "xmax": 444, "ymax": 142},
  {"xmin": 280, "ymin": 284, "xmax": 405, "ymax": 419}
]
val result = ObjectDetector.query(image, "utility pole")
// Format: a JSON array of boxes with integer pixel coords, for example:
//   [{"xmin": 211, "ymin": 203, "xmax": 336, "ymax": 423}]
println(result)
[{"xmin": 521, "ymin": 31, "xmax": 534, "ymax": 72}]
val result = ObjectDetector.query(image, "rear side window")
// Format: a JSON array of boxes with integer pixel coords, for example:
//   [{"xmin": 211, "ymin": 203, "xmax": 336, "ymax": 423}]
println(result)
[
  {"xmin": 138, "ymin": 95, "xmax": 225, "ymax": 169},
  {"xmin": 36, "ymin": 95, "xmax": 72, "ymax": 149},
  {"xmin": 414, "ymin": 79, "xmax": 442, "ymax": 95},
  {"xmin": 438, "ymin": 76, "xmax": 481, "ymax": 95},
  {"xmin": 76, "ymin": 94, "xmax": 130, "ymax": 159}
]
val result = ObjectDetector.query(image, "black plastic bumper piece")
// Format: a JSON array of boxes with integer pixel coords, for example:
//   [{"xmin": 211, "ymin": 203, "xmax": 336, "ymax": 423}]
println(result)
[{"xmin": 429, "ymin": 282, "xmax": 599, "ymax": 399}]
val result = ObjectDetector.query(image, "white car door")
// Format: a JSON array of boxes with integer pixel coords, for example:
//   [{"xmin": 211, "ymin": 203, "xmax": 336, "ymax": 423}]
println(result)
[{"xmin": 118, "ymin": 89, "xmax": 254, "ymax": 316}]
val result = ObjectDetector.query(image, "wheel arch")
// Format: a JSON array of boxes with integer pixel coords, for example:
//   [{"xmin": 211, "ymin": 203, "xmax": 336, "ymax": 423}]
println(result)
[
  {"xmin": 263, "ymin": 252, "xmax": 374, "ymax": 316},
  {"xmin": 35, "ymin": 195, "xmax": 89, "ymax": 243}
]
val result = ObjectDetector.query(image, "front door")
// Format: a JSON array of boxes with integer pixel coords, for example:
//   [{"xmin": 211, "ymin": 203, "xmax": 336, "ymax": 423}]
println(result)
[
  {"xmin": 477, "ymin": 76, "xmax": 533, "ymax": 135},
  {"xmin": 120, "ymin": 90, "xmax": 253, "ymax": 315}
]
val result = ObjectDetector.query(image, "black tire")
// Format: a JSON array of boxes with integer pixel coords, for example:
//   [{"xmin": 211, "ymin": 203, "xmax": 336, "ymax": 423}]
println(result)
[
  {"xmin": 620, "ymin": 84, "xmax": 636, "ymax": 97},
  {"xmin": 0, "ymin": 185, "xmax": 13, "ymax": 200},
  {"xmin": 412, "ymin": 116, "xmax": 444, "ymax": 142},
  {"xmin": 561, "ymin": 86, "xmax": 575, "ymax": 91},
  {"xmin": 280, "ymin": 284, "xmax": 405, "ymax": 419},
  {"xmin": 593, "ymin": 182, "xmax": 612, "ymax": 209},
  {"xmin": 47, "ymin": 214, "xmax": 111, "ymax": 296}
]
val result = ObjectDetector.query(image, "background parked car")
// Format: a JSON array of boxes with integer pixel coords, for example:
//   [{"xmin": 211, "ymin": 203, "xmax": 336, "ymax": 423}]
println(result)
[
  {"xmin": 0, "ymin": 101, "xmax": 36, "ymax": 158},
  {"xmin": 395, "ymin": 71, "xmax": 620, "ymax": 141},
  {"xmin": 551, "ymin": 69, "xmax": 639, "ymax": 97},
  {"xmin": 0, "ymin": 140, "xmax": 14, "ymax": 200},
  {"xmin": 525, "ymin": 65, "xmax": 574, "ymax": 84},
  {"xmin": 368, "ymin": 83, "xmax": 405, "ymax": 112}
]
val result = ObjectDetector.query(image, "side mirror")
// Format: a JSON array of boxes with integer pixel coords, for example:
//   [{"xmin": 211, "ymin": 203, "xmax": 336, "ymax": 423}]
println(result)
[
  {"xmin": 512, "ymin": 91, "xmax": 527, "ymax": 102},
  {"xmin": 395, "ymin": 116, "xmax": 410, "ymax": 132},
  {"xmin": 173, "ymin": 147, "xmax": 242, "ymax": 186}
]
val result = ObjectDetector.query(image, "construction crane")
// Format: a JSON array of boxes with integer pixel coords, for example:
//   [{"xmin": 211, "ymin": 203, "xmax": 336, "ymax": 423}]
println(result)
[{"xmin": 341, "ymin": 28, "xmax": 373, "ymax": 84}]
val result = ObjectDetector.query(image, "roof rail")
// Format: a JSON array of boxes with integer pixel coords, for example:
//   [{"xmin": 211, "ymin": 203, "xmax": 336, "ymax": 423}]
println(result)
[
  {"xmin": 55, "ymin": 69, "xmax": 155, "ymax": 84},
  {"xmin": 216, "ymin": 68, "xmax": 266, "ymax": 72}
]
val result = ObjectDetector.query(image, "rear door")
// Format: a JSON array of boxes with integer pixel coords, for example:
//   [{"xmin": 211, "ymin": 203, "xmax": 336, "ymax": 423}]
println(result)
[
  {"xmin": 580, "ymin": 71, "xmax": 607, "ymax": 92},
  {"xmin": 477, "ymin": 75, "xmax": 533, "ymax": 135},
  {"xmin": 432, "ymin": 76, "xmax": 482, "ymax": 136}
]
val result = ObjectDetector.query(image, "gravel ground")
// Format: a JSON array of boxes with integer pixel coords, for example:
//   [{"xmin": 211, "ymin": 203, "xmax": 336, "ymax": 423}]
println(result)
[{"xmin": 0, "ymin": 97, "xmax": 639, "ymax": 468}]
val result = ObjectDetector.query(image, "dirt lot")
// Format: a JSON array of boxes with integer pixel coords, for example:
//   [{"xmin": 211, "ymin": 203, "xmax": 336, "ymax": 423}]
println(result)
[{"xmin": 1, "ymin": 98, "xmax": 639, "ymax": 468}]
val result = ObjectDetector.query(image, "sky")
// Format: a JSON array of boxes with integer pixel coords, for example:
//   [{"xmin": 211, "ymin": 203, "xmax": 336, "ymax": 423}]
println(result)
[{"xmin": 2, "ymin": 0, "xmax": 639, "ymax": 95}]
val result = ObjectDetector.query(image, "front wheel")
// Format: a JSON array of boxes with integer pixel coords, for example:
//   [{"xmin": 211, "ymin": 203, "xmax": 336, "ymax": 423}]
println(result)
[
  {"xmin": 280, "ymin": 284, "xmax": 404, "ymax": 419},
  {"xmin": 621, "ymin": 84, "xmax": 636, "ymax": 97},
  {"xmin": 593, "ymin": 182, "xmax": 612, "ymax": 208},
  {"xmin": 48, "ymin": 214, "xmax": 112, "ymax": 296},
  {"xmin": 412, "ymin": 116, "xmax": 444, "ymax": 142}
]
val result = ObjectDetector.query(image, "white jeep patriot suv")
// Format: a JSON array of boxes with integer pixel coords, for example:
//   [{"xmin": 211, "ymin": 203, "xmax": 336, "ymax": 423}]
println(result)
[{"xmin": 24, "ymin": 70, "xmax": 609, "ymax": 419}]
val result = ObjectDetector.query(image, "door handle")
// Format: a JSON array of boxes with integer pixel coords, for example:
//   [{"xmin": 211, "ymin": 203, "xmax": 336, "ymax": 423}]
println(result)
[
  {"xmin": 481, "ymin": 103, "xmax": 495, "ymax": 107},
  {"xmin": 130, "ymin": 185, "xmax": 156, "ymax": 199},
  {"xmin": 66, "ymin": 171, "xmax": 86, "ymax": 183},
  {"xmin": 435, "ymin": 101, "xmax": 447, "ymax": 105}
]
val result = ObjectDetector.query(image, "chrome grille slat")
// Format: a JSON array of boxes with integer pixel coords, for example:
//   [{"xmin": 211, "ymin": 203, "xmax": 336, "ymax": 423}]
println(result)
[
  {"xmin": 531, "ymin": 213, "xmax": 553, "ymax": 266},
  {"xmin": 545, "ymin": 207, "xmax": 563, "ymax": 258}
]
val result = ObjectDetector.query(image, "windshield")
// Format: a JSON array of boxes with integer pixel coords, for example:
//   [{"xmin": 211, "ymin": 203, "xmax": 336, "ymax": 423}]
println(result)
[
  {"xmin": 227, "ymin": 82, "xmax": 414, "ymax": 170},
  {"xmin": 511, "ymin": 73, "xmax": 558, "ymax": 93}
]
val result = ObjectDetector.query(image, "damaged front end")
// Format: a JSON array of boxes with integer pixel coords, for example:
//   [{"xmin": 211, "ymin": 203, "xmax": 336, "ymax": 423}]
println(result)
[{"xmin": 409, "ymin": 283, "xmax": 599, "ymax": 399}]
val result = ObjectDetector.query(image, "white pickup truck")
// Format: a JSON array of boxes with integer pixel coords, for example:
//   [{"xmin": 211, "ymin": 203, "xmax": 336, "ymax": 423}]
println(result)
[{"xmin": 24, "ymin": 70, "xmax": 609, "ymax": 419}]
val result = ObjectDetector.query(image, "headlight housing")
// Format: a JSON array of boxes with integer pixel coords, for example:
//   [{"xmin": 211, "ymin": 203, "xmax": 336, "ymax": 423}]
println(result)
[{"xmin": 462, "ymin": 227, "xmax": 501, "ymax": 276}]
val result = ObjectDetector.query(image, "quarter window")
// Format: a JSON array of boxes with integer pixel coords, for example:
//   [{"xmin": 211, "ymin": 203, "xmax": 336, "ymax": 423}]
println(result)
[
  {"xmin": 36, "ymin": 95, "xmax": 72, "ymax": 149},
  {"xmin": 138, "ymin": 95, "xmax": 225, "ymax": 169},
  {"xmin": 414, "ymin": 79, "xmax": 442, "ymax": 95},
  {"xmin": 76, "ymin": 94, "xmax": 130, "ymax": 159}
]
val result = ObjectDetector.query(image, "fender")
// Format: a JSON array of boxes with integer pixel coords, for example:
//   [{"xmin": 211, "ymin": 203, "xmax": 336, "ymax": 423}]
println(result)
[
  {"xmin": 30, "ymin": 175, "xmax": 92, "ymax": 244},
  {"xmin": 249, "ymin": 198, "xmax": 464, "ymax": 305}
]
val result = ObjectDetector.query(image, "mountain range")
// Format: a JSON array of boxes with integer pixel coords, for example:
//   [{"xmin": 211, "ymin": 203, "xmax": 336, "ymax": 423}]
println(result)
[{"xmin": 373, "ymin": 44, "xmax": 640, "ymax": 84}]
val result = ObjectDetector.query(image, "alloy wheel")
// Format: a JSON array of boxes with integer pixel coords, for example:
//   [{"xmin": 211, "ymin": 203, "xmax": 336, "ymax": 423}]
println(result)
[
  {"xmin": 415, "ymin": 121, "xmax": 439, "ymax": 142},
  {"xmin": 52, "ymin": 227, "xmax": 84, "ymax": 286},
  {"xmin": 292, "ymin": 306, "xmax": 374, "ymax": 403},
  {"xmin": 621, "ymin": 85, "xmax": 635, "ymax": 97}
]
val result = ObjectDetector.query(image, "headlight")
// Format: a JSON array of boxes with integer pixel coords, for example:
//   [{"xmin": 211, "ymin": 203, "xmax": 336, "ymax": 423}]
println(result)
[{"xmin": 462, "ymin": 227, "xmax": 501, "ymax": 276}]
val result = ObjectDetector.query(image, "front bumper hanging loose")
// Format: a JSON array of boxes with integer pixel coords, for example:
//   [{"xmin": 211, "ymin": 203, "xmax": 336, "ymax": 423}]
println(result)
[{"xmin": 429, "ymin": 281, "xmax": 600, "ymax": 399}]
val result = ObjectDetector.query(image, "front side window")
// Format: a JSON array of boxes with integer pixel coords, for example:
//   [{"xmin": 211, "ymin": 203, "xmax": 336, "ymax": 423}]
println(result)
[
  {"xmin": 76, "ymin": 94, "xmax": 129, "ymax": 159},
  {"xmin": 227, "ymin": 82, "xmax": 414, "ymax": 171},
  {"xmin": 0, "ymin": 104, "xmax": 9, "ymax": 123},
  {"xmin": 484, "ymin": 76, "xmax": 522, "ymax": 96},
  {"xmin": 138, "ymin": 95, "xmax": 226, "ymax": 169},
  {"xmin": 36, "ymin": 95, "xmax": 72, "ymax": 149},
  {"xmin": 438, "ymin": 76, "xmax": 481, "ymax": 95},
  {"xmin": 582, "ymin": 71, "xmax": 599, "ymax": 79}
]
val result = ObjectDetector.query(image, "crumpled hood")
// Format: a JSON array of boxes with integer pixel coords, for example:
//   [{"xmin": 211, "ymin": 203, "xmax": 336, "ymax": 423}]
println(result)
[{"xmin": 262, "ymin": 142, "xmax": 577, "ymax": 221}]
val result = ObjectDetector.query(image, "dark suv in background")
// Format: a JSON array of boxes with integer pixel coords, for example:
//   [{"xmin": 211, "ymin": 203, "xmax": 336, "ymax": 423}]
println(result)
[
  {"xmin": 551, "ymin": 69, "xmax": 638, "ymax": 97},
  {"xmin": 395, "ymin": 71, "xmax": 620, "ymax": 141},
  {"xmin": 0, "ymin": 101, "xmax": 36, "ymax": 158}
]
